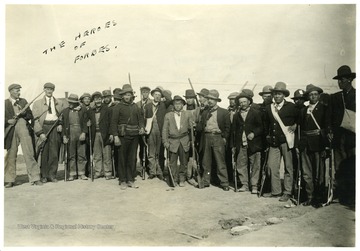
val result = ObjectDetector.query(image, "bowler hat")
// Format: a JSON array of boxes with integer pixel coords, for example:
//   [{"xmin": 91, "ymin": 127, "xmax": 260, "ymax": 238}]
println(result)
[
  {"xmin": 113, "ymin": 88, "xmax": 122, "ymax": 95},
  {"xmin": 333, "ymin": 65, "xmax": 356, "ymax": 80},
  {"xmin": 237, "ymin": 89, "xmax": 254, "ymax": 103},
  {"xmin": 228, "ymin": 92, "xmax": 239, "ymax": 100},
  {"xmin": 270, "ymin": 82, "xmax": 290, "ymax": 97},
  {"xmin": 102, "ymin": 90, "xmax": 113, "ymax": 97},
  {"xmin": 291, "ymin": 89, "xmax": 306, "ymax": 100},
  {"xmin": 205, "ymin": 89, "xmax": 221, "ymax": 102},
  {"xmin": 119, "ymin": 84, "xmax": 134, "ymax": 95},
  {"xmin": 184, "ymin": 89, "xmax": 196, "ymax": 98},
  {"xmin": 305, "ymin": 84, "xmax": 323, "ymax": 95},
  {"xmin": 44, "ymin": 82, "xmax": 55, "ymax": 89},
  {"xmin": 91, "ymin": 91, "xmax": 102, "ymax": 101},
  {"xmin": 258, "ymin": 85, "xmax": 273, "ymax": 96},
  {"xmin": 197, "ymin": 88, "xmax": 209, "ymax": 97},
  {"xmin": 80, "ymin": 93, "xmax": 91, "ymax": 100},
  {"xmin": 172, "ymin": 95, "xmax": 186, "ymax": 105},
  {"xmin": 67, "ymin": 94, "xmax": 80, "ymax": 103},
  {"xmin": 140, "ymin": 86, "xmax": 151, "ymax": 92},
  {"xmin": 8, "ymin": 83, "xmax": 22, "ymax": 92},
  {"xmin": 151, "ymin": 87, "xmax": 163, "ymax": 97}
]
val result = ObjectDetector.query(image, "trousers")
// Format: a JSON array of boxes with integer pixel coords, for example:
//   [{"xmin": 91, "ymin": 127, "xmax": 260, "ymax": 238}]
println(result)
[
  {"xmin": 118, "ymin": 135, "xmax": 139, "ymax": 182},
  {"xmin": 93, "ymin": 132, "xmax": 112, "ymax": 177},
  {"xmin": 236, "ymin": 146, "xmax": 261, "ymax": 189},
  {"xmin": 68, "ymin": 126, "xmax": 87, "ymax": 176},
  {"xmin": 169, "ymin": 144, "xmax": 189, "ymax": 184}
]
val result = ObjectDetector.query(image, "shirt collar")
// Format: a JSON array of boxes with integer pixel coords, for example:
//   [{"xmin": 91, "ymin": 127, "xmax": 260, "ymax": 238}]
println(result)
[
  {"xmin": 274, "ymin": 100, "xmax": 285, "ymax": 109},
  {"xmin": 9, "ymin": 97, "xmax": 18, "ymax": 105}
]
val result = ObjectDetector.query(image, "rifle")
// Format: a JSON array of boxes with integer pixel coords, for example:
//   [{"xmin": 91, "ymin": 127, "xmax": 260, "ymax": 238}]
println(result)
[
  {"xmin": 111, "ymin": 146, "xmax": 116, "ymax": 179},
  {"xmin": 166, "ymin": 150, "xmax": 176, "ymax": 187},
  {"xmin": 232, "ymin": 149, "xmax": 238, "ymax": 193},
  {"xmin": 296, "ymin": 125, "xmax": 302, "ymax": 206},
  {"xmin": 252, "ymin": 83, "xmax": 258, "ymax": 92},
  {"xmin": 4, "ymin": 90, "xmax": 45, "ymax": 140},
  {"xmin": 141, "ymin": 136, "xmax": 147, "ymax": 180},
  {"xmin": 190, "ymin": 124, "xmax": 203, "ymax": 188},
  {"xmin": 64, "ymin": 127, "xmax": 69, "ymax": 182},
  {"xmin": 88, "ymin": 125, "xmax": 94, "ymax": 182},
  {"xmin": 322, "ymin": 145, "xmax": 334, "ymax": 207},
  {"xmin": 128, "ymin": 72, "xmax": 132, "ymax": 87},
  {"xmin": 258, "ymin": 148, "xmax": 269, "ymax": 197},
  {"xmin": 188, "ymin": 78, "xmax": 200, "ymax": 107}
]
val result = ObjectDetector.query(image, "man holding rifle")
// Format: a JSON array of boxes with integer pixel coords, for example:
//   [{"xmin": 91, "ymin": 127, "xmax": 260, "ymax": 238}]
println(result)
[
  {"xmin": 4, "ymin": 84, "xmax": 43, "ymax": 187},
  {"xmin": 32, "ymin": 82, "xmax": 66, "ymax": 183}
]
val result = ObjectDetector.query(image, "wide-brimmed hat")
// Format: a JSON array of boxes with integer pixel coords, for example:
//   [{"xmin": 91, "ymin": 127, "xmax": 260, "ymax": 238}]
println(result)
[
  {"xmin": 270, "ymin": 82, "xmax": 290, "ymax": 97},
  {"xmin": 140, "ymin": 86, "xmax": 151, "ymax": 92},
  {"xmin": 172, "ymin": 95, "xmax": 186, "ymax": 105},
  {"xmin": 237, "ymin": 89, "xmax": 254, "ymax": 103},
  {"xmin": 228, "ymin": 92, "xmax": 239, "ymax": 99},
  {"xmin": 258, "ymin": 85, "xmax": 273, "ymax": 96},
  {"xmin": 184, "ymin": 89, "xmax": 196, "ymax": 98},
  {"xmin": 305, "ymin": 84, "xmax": 323, "ymax": 95},
  {"xmin": 333, "ymin": 65, "xmax": 356, "ymax": 80},
  {"xmin": 44, "ymin": 82, "xmax": 55, "ymax": 90},
  {"xmin": 91, "ymin": 91, "xmax": 102, "ymax": 101},
  {"xmin": 102, "ymin": 90, "xmax": 113, "ymax": 97},
  {"xmin": 197, "ymin": 88, "xmax": 209, "ymax": 97},
  {"xmin": 80, "ymin": 93, "xmax": 91, "ymax": 100},
  {"xmin": 205, "ymin": 89, "xmax": 221, "ymax": 102},
  {"xmin": 151, "ymin": 87, "xmax": 163, "ymax": 97},
  {"xmin": 291, "ymin": 89, "xmax": 306, "ymax": 100},
  {"xmin": 67, "ymin": 94, "xmax": 80, "ymax": 103},
  {"xmin": 113, "ymin": 88, "xmax": 122, "ymax": 95},
  {"xmin": 8, "ymin": 83, "xmax": 22, "ymax": 92},
  {"xmin": 119, "ymin": 84, "xmax": 134, "ymax": 95}
]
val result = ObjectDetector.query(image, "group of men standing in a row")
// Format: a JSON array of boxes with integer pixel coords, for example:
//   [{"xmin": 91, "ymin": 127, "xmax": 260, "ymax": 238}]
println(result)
[{"xmin": 4, "ymin": 65, "xmax": 355, "ymax": 206}]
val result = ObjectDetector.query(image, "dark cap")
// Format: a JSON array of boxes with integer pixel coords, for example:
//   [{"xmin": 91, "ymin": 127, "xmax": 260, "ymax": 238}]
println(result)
[
  {"xmin": 8, "ymin": 83, "xmax": 22, "ymax": 92},
  {"xmin": 44, "ymin": 82, "xmax": 55, "ymax": 89}
]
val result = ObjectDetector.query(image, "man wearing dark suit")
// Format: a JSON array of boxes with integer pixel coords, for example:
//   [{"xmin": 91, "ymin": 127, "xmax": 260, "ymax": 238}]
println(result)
[
  {"xmin": 197, "ymin": 89, "xmax": 230, "ymax": 191},
  {"xmin": 231, "ymin": 89, "xmax": 263, "ymax": 194},
  {"xmin": 298, "ymin": 84, "xmax": 332, "ymax": 206},
  {"xmin": 162, "ymin": 95, "xmax": 193, "ymax": 187},
  {"xmin": 4, "ymin": 84, "xmax": 43, "ymax": 187},
  {"xmin": 264, "ymin": 82, "xmax": 299, "ymax": 202}
]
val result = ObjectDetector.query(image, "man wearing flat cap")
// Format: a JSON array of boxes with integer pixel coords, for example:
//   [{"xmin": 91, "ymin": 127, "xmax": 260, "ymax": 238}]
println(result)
[
  {"xmin": 231, "ymin": 89, "xmax": 263, "ymax": 194},
  {"xmin": 196, "ymin": 89, "xmax": 230, "ymax": 191},
  {"xmin": 32, "ymin": 82, "xmax": 66, "ymax": 183},
  {"xmin": 330, "ymin": 65, "xmax": 356, "ymax": 205},
  {"xmin": 102, "ymin": 90, "xmax": 113, "ymax": 107},
  {"xmin": 298, "ymin": 84, "xmax": 332, "ymax": 206},
  {"xmin": 4, "ymin": 84, "xmax": 43, "ymax": 187},
  {"xmin": 264, "ymin": 82, "xmax": 299, "ymax": 202},
  {"xmin": 162, "ymin": 95, "xmax": 193, "ymax": 187}
]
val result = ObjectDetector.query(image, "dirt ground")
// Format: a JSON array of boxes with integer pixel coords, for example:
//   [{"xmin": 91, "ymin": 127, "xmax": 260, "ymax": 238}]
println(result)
[{"xmin": 4, "ymin": 162, "xmax": 355, "ymax": 247}]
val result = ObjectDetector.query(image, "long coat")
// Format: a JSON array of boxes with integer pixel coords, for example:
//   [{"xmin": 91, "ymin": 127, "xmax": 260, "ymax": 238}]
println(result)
[
  {"xmin": 162, "ymin": 110, "xmax": 193, "ymax": 153},
  {"xmin": 144, "ymin": 101, "xmax": 167, "ymax": 133},
  {"xmin": 88, "ymin": 104, "xmax": 112, "ymax": 147},
  {"xmin": 231, "ymin": 106, "xmax": 263, "ymax": 155}
]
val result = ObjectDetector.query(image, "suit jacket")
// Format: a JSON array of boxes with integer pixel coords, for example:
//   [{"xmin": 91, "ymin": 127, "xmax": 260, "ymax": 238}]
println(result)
[
  {"xmin": 4, "ymin": 98, "xmax": 34, "ymax": 150},
  {"xmin": 162, "ymin": 110, "xmax": 192, "ymax": 153},
  {"xmin": 144, "ymin": 101, "xmax": 167, "ymax": 133},
  {"xmin": 61, "ymin": 106, "xmax": 88, "ymax": 138},
  {"xmin": 32, "ymin": 96, "xmax": 66, "ymax": 137},
  {"xmin": 88, "ymin": 104, "xmax": 112, "ymax": 147},
  {"xmin": 197, "ymin": 106, "xmax": 230, "ymax": 152},
  {"xmin": 231, "ymin": 107, "xmax": 263, "ymax": 155}
]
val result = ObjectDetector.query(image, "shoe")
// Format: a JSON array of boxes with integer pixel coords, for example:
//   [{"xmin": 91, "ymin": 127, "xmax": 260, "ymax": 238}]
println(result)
[
  {"xmin": 148, "ymin": 174, "xmax": 156, "ymax": 179},
  {"xmin": 187, "ymin": 178, "xmax": 198, "ymax": 186},
  {"xmin": 179, "ymin": 181, "xmax": 185, "ymax": 187},
  {"xmin": 41, "ymin": 177, "xmax": 47, "ymax": 183},
  {"xmin": 263, "ymin": 192, "xmax": 282, "ymax": 198},
  {"xmin": 127, "ymin": 182, "xmax": 139, "ymax": 189},
  {"xmin": 120, "ymin": 182, "xmax": 127, "ymax": 190},
  {"xmin": 105, "ymin": 176, "xmax": 111, "ymax": 180},
  {"xmin": 4, "ymin": 182, "xmax": 14, "ymax": 188},
  {"xmin": 93, "ymin": 175, "xmax": 100, "ymax": 179},
  {"xmin": 80, "ymin": 175, "xmax": 88, "ymax": 180},
  {"xmin": 157, "ymin": 175, "xmax": 164, "ymax": 180},
  {"xmin": 196, "ymin": 184, "xmax": 209, "ymax": 189},
  {"xmin": 238, "ymin": 186, "xmax": 249, "ymax": 192},
  {"xmin": 48, "ymin": 178, "xmax": 58, "ymax": 183},
  {"xmin": 68, "ymin": 176, "xmax": 74, "ymax": 181},
  {"xmin": 302, "ymin": 199, "xmax": 313, "ymax": 206},
  {"xmin": 222, "ymin": 186, "xmax": 230, "ymax": 191},
  {"xmin": 251, "ymin": 188, "xmax": 258, "ymax": 194},
  {"xmin": 279, "ymin": 194, "xmax": 291, "ymax": 202},
  {"xmin": 32, "ymin": 180, "xmax": 43, "ymax": 186}
]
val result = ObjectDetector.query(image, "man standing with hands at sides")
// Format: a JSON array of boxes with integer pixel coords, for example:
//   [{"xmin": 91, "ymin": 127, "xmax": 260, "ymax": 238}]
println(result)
[
  {"xmin": 110, "ymin": 84, "xmax": 145, "ymax": 189},
  {"xmin": 32, "ymin": 82, "xmax": 65, "ymax": 183},
  {"xmin": 264, "ymin": 82, "xmax": 299, "ymax": 202},
  {"xmin": 197, "ymin": 89, "xmax": 230, "ymax": 191},
  {"xmin": 162, "ymin": 95, "xmax": 193, "ymax": 187},
  {"xmin": 5, "ymin": 84, "xmax": 43, "ymax": 187}
]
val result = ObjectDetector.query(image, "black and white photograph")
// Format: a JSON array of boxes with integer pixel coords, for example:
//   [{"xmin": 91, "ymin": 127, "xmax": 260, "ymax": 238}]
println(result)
[{"xmin": 1, "ymin": 1, "xmax": 356, "ymax": 248}]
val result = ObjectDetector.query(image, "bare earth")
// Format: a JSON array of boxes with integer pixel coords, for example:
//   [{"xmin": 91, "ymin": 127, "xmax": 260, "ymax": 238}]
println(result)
[{"xmin": 4, "ymin": 163, "xmax": 355, "ymax": 247}]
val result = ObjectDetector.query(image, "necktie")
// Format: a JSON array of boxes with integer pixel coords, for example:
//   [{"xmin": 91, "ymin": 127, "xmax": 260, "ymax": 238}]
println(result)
[{"xmin": 48, "ymin": 98, "xmax": 52, "ymax": 114}]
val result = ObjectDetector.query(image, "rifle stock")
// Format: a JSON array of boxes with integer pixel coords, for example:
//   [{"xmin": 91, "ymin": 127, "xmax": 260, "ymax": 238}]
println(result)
[
  {"xmin": 259, "ymin": 148, "xmax": 269, "ymax": 197},
  {"xmin": 166, "ymin": 150, "xmax": 176, "ymax": 187},
  {"xmin": 190, "ymin": 125, "xmax": 203, "ymax": 188},
  {"xmin": 88, "ymin": 125, "xmax": 94, "ymax": 182}
]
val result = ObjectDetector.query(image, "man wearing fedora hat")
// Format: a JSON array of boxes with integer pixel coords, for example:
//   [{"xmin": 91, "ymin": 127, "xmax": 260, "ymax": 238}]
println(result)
[
  {"xmin": 264, "ymin": 82, "xmax": 299, "ymax": 202},
  {"xmin": 330, "ymin": 65, "xmax": 356, "ymax": 205},
  {"xmin": 291, "ymin": 89, "xmax": 307, "ymax": 111},
  {"xmin": 162, "ymin": 95, "xmax": 193, "ymax": 187},
  {"xmin": 62, "ymin": 94, "xmax": 89, "ymax": 181},
  {"xmin": 231, "ymin": 89, "xmax": 263, "ymax": 194},
  {"xmin": 184, "ymin": 89, "xmax": 197, "ymax": 111},
  {"xmin": 102, "ymin": 90, "xmax": 113, "ymax": 107},
  {"xmin": 110, "ymin": 84, "xmax": 145, "ymax": 189},
  {"xmin": 80, "ymin": 93, "xmax": 92, "ymax": 110},
  {"xmin": 32, "ymin": 82, "xmax": 66, "ymax": 183},
  {"xmin": 5, "ymin": 84, "xmax": 43, "ymax": 187},
  {"xmin": 298, "ymin": 84, "xmax": 332, "ymax": 206},
  {"xmin": 196, "ymin": 89, "xmax": 230, "ymax": 191},
  {"xmin": 87, "ymin": 91, "xmax": 114, "ymax": 180}
]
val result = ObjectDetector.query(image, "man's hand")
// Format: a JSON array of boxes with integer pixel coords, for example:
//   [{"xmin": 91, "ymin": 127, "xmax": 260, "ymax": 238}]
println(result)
[
  {"xmin": 57, "ymin": 125, "xmax": 62, "ymax": 133},
  {"xmin": 247, "ymin": 132, "xmax": 255, "ymax": 141},
  {"xmin": 109, "ymin": 135, "xmax": 114, "ymax": 143},
  {"xmin": 223, "ymin": 138, "xmax": 227, "ymax": 145},
  {"xmin": 114, "ymin": 136, "xmax": 121, "ymax": 146},
  {"xmin": 79, "ymin": 133, "xmax": 86, "ymax": 141},
  {"xmin": 63, "ymin": 136, "xmax": 69, "ymax": 144},
  {"xmin": 139, "ymin": 128, "xmax": 145, "ymax": 135},
  {"xmin": 39, "ymin": 133, "xmax": 47, "ymax": 142},
  {"xmin": 288, "ymin": 124, "xmax": 297, "ymax": 133},
  {"xmin": 7, "ymin": 119, "xmax": 16, "ymax": 125},
  {"xmin": 164, "ymin": 142, "xmax": 170, "ymax": 149},
  {"xmin": 87, "ymin": 120, "xmax": 91, "ymax": 127},
  {"xmin": 327, "ymin": 132, "xmax": 333, "ymax": 143},
  {"xmin": 231, "ymin": 147, "xmax": 236, "ymax": 155}
]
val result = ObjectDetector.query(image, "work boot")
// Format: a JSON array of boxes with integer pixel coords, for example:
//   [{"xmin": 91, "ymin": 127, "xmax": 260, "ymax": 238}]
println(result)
[
  {"xmin": 251, "ymin": 188, "xmax": 258, "ymax": 194},
  {"xmin": 238, "ymin": 186, "xmax": 249, "ymax": 192},
  {"xmin": 179, "ymin": 181, "xmax": 185, "ymax": 187},
  {"xmin": 80, "ymin": 175, "xmax": 88, "ymax": 180},
  {"xmin": 41, "ymin": 177, "xmax": 47, "ymax": 183},
  {"xmin": 127, "ymin": 181, "xmax": 139, "ymax": 189},
  {"xmin": 32, "ymin": 180, "xmax": 43, "ymax": 186},
  {"xmin": 279, "ymin": 194, "xmax": 291, "ymax": 202},
  {"xmin": 4, "ymin": 182, "xmax": 14, "ymax": 188},
  {"xmin": 120, "ymin": 182, "xmax": 127, "ymax": 190},
  {"xmin": 68, "ymin": 176, "xmax": 74, "ymax": 181}
]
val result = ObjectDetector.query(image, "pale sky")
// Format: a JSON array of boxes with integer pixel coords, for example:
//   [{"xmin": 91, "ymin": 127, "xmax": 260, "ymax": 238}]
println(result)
[{"xmin": 5, "ymin": 4, "xmax": 356, "ymax": 106}]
